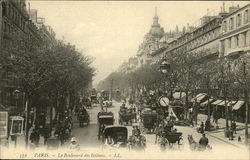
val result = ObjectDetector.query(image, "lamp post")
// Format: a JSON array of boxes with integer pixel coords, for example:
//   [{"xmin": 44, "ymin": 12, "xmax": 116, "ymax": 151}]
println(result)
[
  {"xmin": 12, "ymin": 89, "xmax": 21, "ymax": 148},
  {"xmin": 160, "ymin": 58, "xmax": 171, "ymax": 95},
  {"xmin": 110, "ymin": 79, "xmax": 113, "ymax": 102},
  {"xmin": 206, "ymin": 75, "xmax": 211, "ymax": 120},
  {"xmin": 243, "ymin": 61, "xmax": 249, "ymax": 145}
]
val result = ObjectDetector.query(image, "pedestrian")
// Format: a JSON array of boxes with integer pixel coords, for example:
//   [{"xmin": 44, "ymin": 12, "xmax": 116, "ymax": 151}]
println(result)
[
  {"xmin": 189, "ymin": 113, "xmax": 194, "ymax": 127},
  {"xmin": 42, "ymin": 127, "xmax": 51, "ymax": 145},
  {"xmin": 30, "ymin": 129, "xmax": 40, "ymax": 147},
  {"xmin": 205, "ymin": 119, "xmax": 211, "ymax": 131},
  {"xmin": 59, "ymin": 127, "xmax": 65, "ymax": 145},
  {"xmin": 199, "ymin": 122, "xmax": 204, "ymax": 134},
  {"xmin": 231, "ymin": 121, "xmax": 237, "ymax": 134}
]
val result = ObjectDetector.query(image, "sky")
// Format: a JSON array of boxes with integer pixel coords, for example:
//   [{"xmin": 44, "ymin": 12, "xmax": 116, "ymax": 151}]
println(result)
[{"xmin": 28, "ymin": 1, "xmax": 249, "ymax": 87}]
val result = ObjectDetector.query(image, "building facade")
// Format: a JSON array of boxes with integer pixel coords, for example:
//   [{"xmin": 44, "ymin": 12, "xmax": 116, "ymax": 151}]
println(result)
[
  {"xmin": 0, "ymin": 0, "xmax": 56, "ymax": 112},
  {"xmin": 219, "ymin": 4, "xmax": 250, "ymax": 59}
]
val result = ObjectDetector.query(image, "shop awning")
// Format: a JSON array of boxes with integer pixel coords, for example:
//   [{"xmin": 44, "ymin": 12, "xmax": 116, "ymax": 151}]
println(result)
[
  {"xmin": 200, "ymin": 99, "xmax": 214, "ymax": 106},
  {"xmin": 191, "ymin": 93, "xmax": 207, "ymax": 102},
  {"xmin": 232, "ymin": 101, "xmax": 245, "ymax": 110},
  {"xmin": 217, "ymin": 100, "xmax": 236, "ymax": 106},
  {"xmin": 211, "ymin": 100, "xmax": 223, "ymax": 105}
]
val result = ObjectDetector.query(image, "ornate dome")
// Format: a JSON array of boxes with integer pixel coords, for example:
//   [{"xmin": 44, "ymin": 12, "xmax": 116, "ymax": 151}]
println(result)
[{"xmin": 149, "ymin": 8, "xmax": 164, "ymax": 38}]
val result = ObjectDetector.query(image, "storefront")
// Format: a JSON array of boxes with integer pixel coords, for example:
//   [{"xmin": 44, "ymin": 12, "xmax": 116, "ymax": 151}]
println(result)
[{"xmin": 232, "ymin": 100, "xmax": 246, "ymax": 122}]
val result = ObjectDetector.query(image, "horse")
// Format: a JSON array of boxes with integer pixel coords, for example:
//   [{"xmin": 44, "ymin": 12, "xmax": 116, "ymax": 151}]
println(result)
[
  {"xmin": 128, "ymin": 135, "xmax": 146, "ymax": 151},
  {"xmin": 187, "ymin": 134, "xmax": 202, "ymax": 151}
]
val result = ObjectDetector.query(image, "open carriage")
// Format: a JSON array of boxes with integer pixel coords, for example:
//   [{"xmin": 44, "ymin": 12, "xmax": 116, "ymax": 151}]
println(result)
[
  {"xmin": 78, "ymin": 108, "xmax": 90, "ymax": 127},
  {"xmin": 158, "ymin": 132, "xmax": 183, "ymax": 150},
  {"xmin": 97, "ymin": 112, "xmax": 114, "ymax": 140},
  {"xmin": 118, "ymin": 108, "xmax": 136, "ymax": 125},
  {"xmin": 90, "ymin": 95, "xmax": 98, "ymax": 107}
]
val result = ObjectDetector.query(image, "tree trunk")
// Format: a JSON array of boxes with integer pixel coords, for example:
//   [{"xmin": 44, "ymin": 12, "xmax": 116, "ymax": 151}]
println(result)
[
  {"xmin": 185, "ymin": 89, "xmax": 189, "ymax": 120},
  {"xmin": 25, "ymin": 92, "xmax": 31, "ymax": 149}
]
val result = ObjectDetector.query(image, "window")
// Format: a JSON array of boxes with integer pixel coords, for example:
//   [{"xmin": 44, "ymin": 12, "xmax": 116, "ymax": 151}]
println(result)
[
  {"xmin": 229, "ymin": 17, "xmax": 234, "ymax": 30},
  {"xmin": 222, "ymin": 21, "xmax": 226, "ymax": 32},
  {"xmin": 3, "ymin": 22, "xmax": 7, "ymax": 32},
  {"xmin": 8, "ymin": 4, "xmax": 11, "ymax": 16},
  {"xmin": 236, "ymin": 14, "xmax": 242, "ymax": 27},
  {"xmin": 235, "ymin": 35, "xmax": 239, "ymax": 47},
  {"xmin": 228, "ymin": 37, "xmax": 231, "ymax": 48},
  {"xmin": 242, "ymin": 32, "xmax": 247, "ymax": 46},
  {"xmin": 244, "ymin": 10, "xmax": 249, "ymax": 24},
  {"xmin": 221, "ymin": 40, "xmax": 225, "ymax": 53}
]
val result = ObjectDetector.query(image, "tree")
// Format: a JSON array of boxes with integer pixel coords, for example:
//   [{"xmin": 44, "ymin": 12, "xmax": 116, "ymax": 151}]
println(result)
[{"xmin": 2, "ymin": 34, "xmax": 95, "ymax": 147}]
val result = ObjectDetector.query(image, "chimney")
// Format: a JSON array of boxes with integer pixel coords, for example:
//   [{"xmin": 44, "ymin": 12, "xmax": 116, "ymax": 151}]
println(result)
[{"xmin": 229, "ymin": 6, "xmax": 239, "ymax": 13}]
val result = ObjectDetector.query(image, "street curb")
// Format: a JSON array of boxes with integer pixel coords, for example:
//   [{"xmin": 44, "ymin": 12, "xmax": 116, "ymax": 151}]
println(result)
[{"xmin": 206, "ymin": 132, "xmax": 244, "ymax": 149}]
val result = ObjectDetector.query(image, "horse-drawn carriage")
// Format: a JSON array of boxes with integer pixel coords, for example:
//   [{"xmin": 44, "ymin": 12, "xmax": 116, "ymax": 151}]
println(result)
[
  {"xmin": 118, "ymin": 108, "xmax": 136, "ymax": 125},
  {"xmin": 141, "ymin": 108, "xmax": 158, "ymax": 133},
  {"xmin": 97, "ymin": 112, "xmax": 114, "ymax": 140},
  {"xmin": 158, "ymin": 132, "xmax": 183, "ymax": 150},
  {"xmin": 78, "ymin": 108, "xmax": 90, "ymax": 127},
  {"xmin": 102, "ymin": 125, "xmax": 128, "ymax": 148}
]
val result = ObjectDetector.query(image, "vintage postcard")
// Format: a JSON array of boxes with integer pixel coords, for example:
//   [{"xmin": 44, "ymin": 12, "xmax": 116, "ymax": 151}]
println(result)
[{"xmin": 0, "ymin": 0, "xmax": 249, "ymax": 159}]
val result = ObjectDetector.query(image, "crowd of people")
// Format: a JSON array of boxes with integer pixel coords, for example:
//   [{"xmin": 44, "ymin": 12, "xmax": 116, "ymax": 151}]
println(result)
[{"xmin": 29, "ymin": 109, "xmax": 73, "ymax": 149}]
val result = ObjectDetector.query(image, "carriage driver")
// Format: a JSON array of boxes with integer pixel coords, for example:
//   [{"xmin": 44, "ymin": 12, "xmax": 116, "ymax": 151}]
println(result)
[
  {"xmin": 199, "ymin": 133, "xmax": 209, "ymax": 149},
  {"xmin": 132, "ymin": 126, "xmax": 141, "ymax": 137}
]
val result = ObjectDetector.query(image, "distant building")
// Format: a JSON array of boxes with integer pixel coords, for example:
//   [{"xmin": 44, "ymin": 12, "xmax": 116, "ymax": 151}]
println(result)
[
  {"xmin": 136, "ymin": 8, "xmax": 165, "ymax": 67},
  {"xmin": 28, "ymin": 10, "xmax": 56, "ymax": 45}
]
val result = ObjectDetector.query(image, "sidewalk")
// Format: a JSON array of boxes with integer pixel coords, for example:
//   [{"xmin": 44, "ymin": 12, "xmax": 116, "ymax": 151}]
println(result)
[{"xmin": 196, "ymin": 114, "xmax": 250, "ymax": 149}]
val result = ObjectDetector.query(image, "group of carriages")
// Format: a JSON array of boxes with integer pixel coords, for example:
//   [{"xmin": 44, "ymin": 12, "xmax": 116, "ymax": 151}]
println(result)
[{"xmin": 97, "ymin": 110, "xmax": 146, "ymax": 150}]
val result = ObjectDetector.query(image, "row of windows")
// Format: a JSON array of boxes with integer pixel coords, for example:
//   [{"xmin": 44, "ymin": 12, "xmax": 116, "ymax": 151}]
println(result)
[
  {"xmin": 222, "ymin": 9, "xmax": 249, "ymax": 32},
  {"xmin": 3, "ymin": 2, "xmax": 27, "ymax": 32},
  {"xmin": 224, "ymin": 32, "xmax": 247, "ymax": 50},
  {"xmin": 168, "ymin": 22, "xmax": 221, "ymax": 51},
  {"xmin": 167, "ymin": 27, "xmax": 220, "ymax": 54}
]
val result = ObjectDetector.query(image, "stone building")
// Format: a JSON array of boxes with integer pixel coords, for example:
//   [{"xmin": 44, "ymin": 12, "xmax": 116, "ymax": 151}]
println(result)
[
  {"xmin": 0, "ymin": 0, "xmax": 56, "ymax": 112},
  {"xmin": 219, "ymin": 4, "xmax": 250, "ymax": 59},
  {"xmin": 136, "ymin": 8, "xmax": 165, "ymax": 67},
  {"xmin": 0, "ymin": 0, "xmax": 30, "ymax": 109}
]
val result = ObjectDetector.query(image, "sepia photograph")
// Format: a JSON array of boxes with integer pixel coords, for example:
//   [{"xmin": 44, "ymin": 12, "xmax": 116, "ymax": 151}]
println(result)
[{"xmin": 0, "ymin": 0, "xmax": 250, "ymax": 159}]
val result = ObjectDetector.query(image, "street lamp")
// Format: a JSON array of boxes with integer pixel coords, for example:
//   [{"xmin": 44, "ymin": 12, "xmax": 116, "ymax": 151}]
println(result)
[
  {"xmin": 160, "ymin": 58, "xmax": 171, "ymax": 94},
  {"xmin": 13, "ymin": 89, "xmax": 21, "ymax": 108},
  {"xmin": 160, "ymin": 58, "xmax": 170, "ymax": 74}
]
